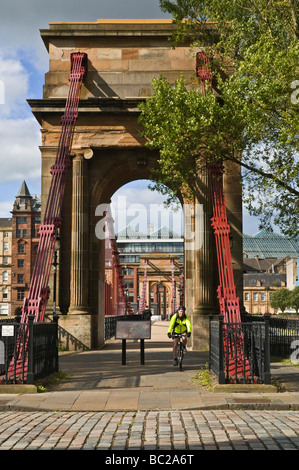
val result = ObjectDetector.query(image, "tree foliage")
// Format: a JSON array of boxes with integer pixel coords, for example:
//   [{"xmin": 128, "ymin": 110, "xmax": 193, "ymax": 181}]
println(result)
[
  {"xmin": 270, "ymin": 287, "xmax": 292, "ymax": 312},
  {"xmin": 270, "ymin": 286, "xmax": 299, "ymax": 313},
  {"xmin": 138, "ymin": 0, "xmax": 299, "ymax": 236},
  {"xmin": 290, "ymin": 286, "xmax": 299, "ymax": 313}
]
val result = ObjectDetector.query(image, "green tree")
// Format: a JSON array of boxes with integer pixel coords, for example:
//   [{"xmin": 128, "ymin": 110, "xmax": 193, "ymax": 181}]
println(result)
[
  {"xmin": 138, "ymin": 0, "xmax": 299, "ymax": 236},
  {"xmin": 270, "ymin": 287, "xmax": 291, "ymax": 313},
  {"xmin": 290, "ymin": 286, "xmax": 299, "ymax": 314}
]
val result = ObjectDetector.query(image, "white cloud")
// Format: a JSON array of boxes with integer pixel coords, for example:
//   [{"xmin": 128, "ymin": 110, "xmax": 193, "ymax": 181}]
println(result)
[
  {"xmin": 0, "ymin": 117, "xmax": 41, "ymax": 183},
  {"xmin": 111, "ymin": 182, "xmax": 183, "ymax": 234},
  {"xmin": 0, "ymin": 51, "xmax": 41, "ymax": 188},
  {"xmin": 0, "ymin": 201, "xmax": 13, "ymax": 218},
  {"xmin": 0, "ymin": 53, "xmax": 30, "ymax": 118}
]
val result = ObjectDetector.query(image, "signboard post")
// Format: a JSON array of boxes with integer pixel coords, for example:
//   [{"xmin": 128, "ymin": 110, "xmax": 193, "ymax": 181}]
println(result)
[{"xmin": 116, "ymin": 320, "xmax": 151, "ymax": 365}]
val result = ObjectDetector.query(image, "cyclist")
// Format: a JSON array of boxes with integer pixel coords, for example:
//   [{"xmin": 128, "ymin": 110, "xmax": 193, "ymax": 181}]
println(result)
[{"xmin": 167, "ymin": 306, "xmax": 192, "ymax": 366}]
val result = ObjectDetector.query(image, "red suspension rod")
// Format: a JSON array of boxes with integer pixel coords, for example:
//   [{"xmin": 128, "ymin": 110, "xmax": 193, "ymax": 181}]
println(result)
[{"xmin": 22, "ymin": 52, "xmax": 87, "ymax": 324}]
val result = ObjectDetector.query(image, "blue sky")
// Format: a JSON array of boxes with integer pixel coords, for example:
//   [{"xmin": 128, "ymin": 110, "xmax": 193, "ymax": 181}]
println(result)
[{"xmin": 0, "ymin": 0, "xmax": 261, "ymax": 235}]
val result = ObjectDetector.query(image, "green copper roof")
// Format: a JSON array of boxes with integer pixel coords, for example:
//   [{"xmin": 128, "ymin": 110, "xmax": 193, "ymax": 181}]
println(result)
[{"xmin": 243, "ymin": 230, "xmax": 299, "ymax": 259}]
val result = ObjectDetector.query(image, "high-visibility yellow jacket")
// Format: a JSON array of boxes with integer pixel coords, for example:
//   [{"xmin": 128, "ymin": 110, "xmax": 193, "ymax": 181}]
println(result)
[{"xmin": 168, "ymin": 313, "xmax": 192, "ymax": 335}]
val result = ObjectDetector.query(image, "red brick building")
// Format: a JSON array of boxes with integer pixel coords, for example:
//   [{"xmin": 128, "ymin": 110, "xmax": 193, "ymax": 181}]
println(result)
[{"xmin": 11, "ymin": 181, "xmax": 41, "ymax": 315}]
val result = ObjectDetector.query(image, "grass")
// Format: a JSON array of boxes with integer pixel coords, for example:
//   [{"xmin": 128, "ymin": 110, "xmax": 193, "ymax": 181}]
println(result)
[
  {"xmin": 36, "ymin": 370, "xmax": 71, "ymax": 393},
  {"xmin": 271, "ymin": 356, "xmax": 299, "ymax": 366},
  {"xmin": 191, "ymin": 362, "xmax": 216, "ymax": 392}
]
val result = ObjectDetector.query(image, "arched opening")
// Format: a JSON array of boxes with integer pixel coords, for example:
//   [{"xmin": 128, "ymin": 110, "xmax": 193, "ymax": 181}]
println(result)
[
  {"xmin": 103, "ymin": 179, "xmax": 184, "ymax": 322},
  {"xmin": 150, "ymin": 282, "xmax": 169, "ymax": 320}
]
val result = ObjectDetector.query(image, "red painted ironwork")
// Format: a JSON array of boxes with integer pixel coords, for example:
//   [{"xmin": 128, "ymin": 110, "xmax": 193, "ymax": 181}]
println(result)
[
  {"xmin": 171, "ymin": 258, "xmax": 177, "ymax": 314},
  {"xmin": 209, "ymin": 164, "xmax": 250, "ymax": 380},
  {"xmin": 179, "ymin": 267, "xmax": 184, "ymax": 307},
  {"xmin": 105, "ymin": 206, "xmax": 134, "ymax": 316},
  {"xmin": 138, "ymin": 259, "xmax": 148, "ymax": 315},
  {"xmin": 197, "ymin": 52, "xmax": 250, "ymax": 381},
  {"xmin": 196, "ymin": 51, "xmax": 213, "ymax": 94},
  {"xmin": 209, "ymin": 164, "xmax": 241, "ymax": 323},
  {"xmin": 8, "ymin": 52, "xmax": 88, "ymax": 380},
  {"xmin": 24, "ymin": 52, "xmax": 87, "ymax": 324}
]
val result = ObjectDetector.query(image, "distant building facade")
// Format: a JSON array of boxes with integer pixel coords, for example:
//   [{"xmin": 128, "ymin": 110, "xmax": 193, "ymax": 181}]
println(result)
[
  {"xmin": 243, "ymin": 231, "xmax": 299, "ymax": 314},
  {"xmin": 0, "ymin": 218, "xmax": 12, "ymax": 316},
  {"xmin": 11, "ymin": 181, "xmax": 41, "ymax": 315},
  {"xmin": 114, "ymin": 226, "xmax": 184, "ymax": 318},
  {"xmin": 112, "ymin": 227, "xmax": 299, "ymax": 317}
]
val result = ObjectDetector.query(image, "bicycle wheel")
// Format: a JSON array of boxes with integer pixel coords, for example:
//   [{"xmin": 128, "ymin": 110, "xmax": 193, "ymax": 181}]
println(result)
[{"xmin": 178, "ymin": 342, "xmax": 184, "ymax": 371}]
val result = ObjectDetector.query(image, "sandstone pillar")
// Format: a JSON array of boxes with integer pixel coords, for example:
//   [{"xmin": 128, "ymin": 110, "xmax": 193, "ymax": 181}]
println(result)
[
  {"xmin": 186, "ymin": 171, "xmax": 218, "ymax": 350},
  {"xmin": 69, "ymin": 153, "xmax": 89, "ymax": 314}
]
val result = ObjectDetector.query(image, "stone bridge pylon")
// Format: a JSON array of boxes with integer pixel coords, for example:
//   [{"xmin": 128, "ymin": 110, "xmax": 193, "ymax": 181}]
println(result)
[{"xmin": 28, "ymin": 19, "xmax": 244, "ymax": 350}]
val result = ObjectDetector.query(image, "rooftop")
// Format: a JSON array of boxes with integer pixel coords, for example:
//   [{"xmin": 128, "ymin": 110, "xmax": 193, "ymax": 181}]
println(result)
[
  {"xmin": 116, "ymin": 225, "xmax": 183, "ymax": 241},
  {"xmin": 243, "ymin": 230, "xmax": 299, "ymax": 259},
  {"xmin": 0, "ymin": 218, "xmax": 12, "ymax": 228}
]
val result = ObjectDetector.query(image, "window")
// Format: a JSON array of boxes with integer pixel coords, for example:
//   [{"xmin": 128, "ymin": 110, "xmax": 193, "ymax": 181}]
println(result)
[
  {"xmin": 17, "ymin": 288, "xmax": 25, "ymax": 300},
  {"xmin": 3, "ymin": 258, "xmax": 8, "ymax": 265},
  {"xmin": 253, "ymin": 293, "xmax": 258, "ymax": 301},
  {"xmin": 16, "ymin": 229, "xmax": 27, "ymax": 238},
  {"xmin": 18, "ymin": 274, "xmax": 24, "ymax": 284},
  {"xmin": 261, "ymin": 293, "xmax": 266, "ymax": 301},
  {"xmin": 2, "ymin": 287, "xmax": 8, "ymax": 299},
  {"xmin": 2, "ymin": 271, "xmax": 8, "ymax": 282},
  {"xmin": 0, "ymin": 303, "xmax": 8, "ymax": 315},
  {"xmin": 4, "ymin": 232, "xmax": 9, "ymax": 238},
  {"xmin": 18, "ymin": 259, "xmax": 24, "ymax": 268},
  {"xmin": 18, "ymin": 244, "xmax": 25, "ymax": 254},
  {"xmin": 125, "ymin": 268, "xmax": 135, "ymax": 276},
  {"xmin": 125, "ymin": 279, "xmax": 134, "ymax": 289},
  {"xmin": 244, "ymin": 293, "xmax": 249, "ymax": 301},
  {"xmin": 3, "ymin": 242, "xmax": 8, "ymax": 251},
  {"xmin": 16, "ymin": 216, "xmax": 27, "ymax": 223}
]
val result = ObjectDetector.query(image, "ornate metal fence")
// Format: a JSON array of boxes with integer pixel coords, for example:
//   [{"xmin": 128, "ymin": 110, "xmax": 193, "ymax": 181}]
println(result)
[
  {"xmin": 0, "ymin": 315, "xmax": 58, "ymax": 385},
  {"xmin": 209, "ymin": 315, "xmax": 271, "ymax": 384},
  {"xmin": 241, "ymin": 315, "xmax": 299, "ymax": 359}
]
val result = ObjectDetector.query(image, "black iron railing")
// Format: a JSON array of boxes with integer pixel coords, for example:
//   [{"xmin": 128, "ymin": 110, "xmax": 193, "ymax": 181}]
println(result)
[
  {"xmin": 241, "ymin": 315, "xmax": 299, "ymax": 359},
  {"xmin": 0, "ymin": 315, "xmax": 59, "ymax": 385},
  {"xmin": 209, "ymin": 315, "xmax": 271, "ymax": 384}
]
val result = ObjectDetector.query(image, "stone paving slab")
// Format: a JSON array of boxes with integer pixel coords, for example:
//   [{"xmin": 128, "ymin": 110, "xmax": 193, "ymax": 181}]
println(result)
[
  {"xmin": 0, "ymin": 409, "xmax": 299, "ymax": 451},
  {"xmin": 3, "ymin": 390, "xmax": 299, "ymax": 412}
]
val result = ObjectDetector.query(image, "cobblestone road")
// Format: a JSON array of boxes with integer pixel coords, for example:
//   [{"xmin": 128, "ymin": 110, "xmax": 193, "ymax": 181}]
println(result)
[{"xmin": 1, "ymin": 409, "xmax": 299, "ymax": 452}]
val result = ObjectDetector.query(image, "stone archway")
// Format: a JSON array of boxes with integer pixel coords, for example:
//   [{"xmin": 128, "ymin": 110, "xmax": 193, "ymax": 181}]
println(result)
[
  {"xmin": 150, "ymin": 282, "xmax": 171, "ymax": 320},
  {"xmin": 30, "ymin": 20, "xmax": 244, "ymax": 350}
]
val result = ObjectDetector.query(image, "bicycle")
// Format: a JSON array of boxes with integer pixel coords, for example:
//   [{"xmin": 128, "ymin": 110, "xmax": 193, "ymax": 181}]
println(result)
[{"xmin": 172, "ymin": 333, "xmax": 188, "ymax": 371}]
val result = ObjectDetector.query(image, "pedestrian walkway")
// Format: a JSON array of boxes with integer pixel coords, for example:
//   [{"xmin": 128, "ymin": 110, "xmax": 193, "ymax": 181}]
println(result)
[
  {"xmin": 1, "ymin": 321, "xmax": 299, "ymax": 452},
  {"xmin": 0, "ymin": 321, "xmax": 299, "ymax": 412}
]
